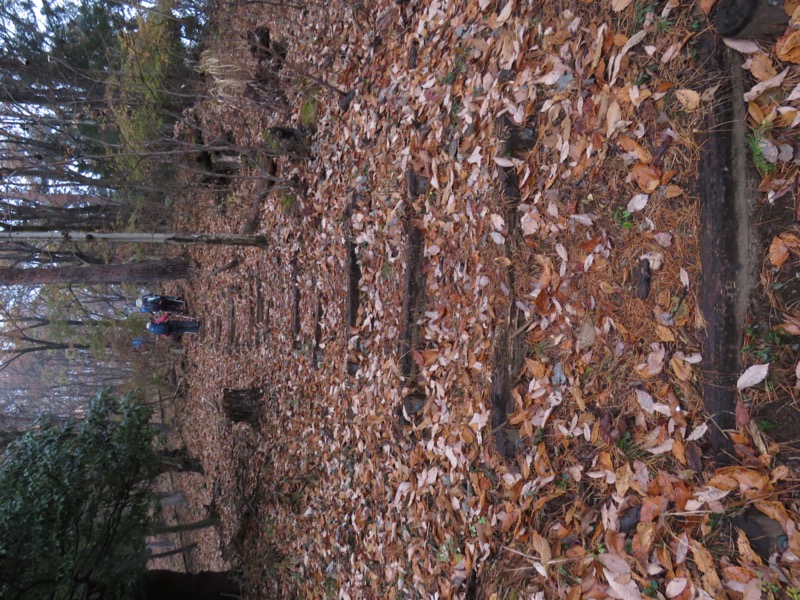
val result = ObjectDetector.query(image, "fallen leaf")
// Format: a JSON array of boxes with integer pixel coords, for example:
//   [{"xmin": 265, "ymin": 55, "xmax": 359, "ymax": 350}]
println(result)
[
  {"xmin": 655, "ymin": 324, "xmax": 675, "ymax": 342},
  {"xmin": 736, "ymin": 364, "xmax": 769, "ymax": 390},
  {"xmin": 686, "ymin": 423, "xmax": 708, "ymax": 442},
  {"xmin": 769, "ymin": 236, "xmax": 790, "ymax": 267},
  {"xmin": 494, "ymin": 156, "xmax": 517, "ymax": 168},
  {"xmin": 670, "ymin": 354, "xmax": 692, "ymax": 381},
  {"xmin": 618, "ymin": 135, "xmax": 652, "ymax": 163},
  {"xmin": 630, "ymin": 163, "xmax": 661, "ymax": 193},
  {"xmin": 635, "ymin": 389, "xmax": 655, "ymax": 414},
  {"xmin": 723, "ymin": 38, "xmax": 761, "ymax": 53},
  {"xmin": 663, "ymin": 185, "xmax": 683, "ymax": 198},
  {"xmin": 679, "ymin": 268, "xmax": 689, "ymax": 289},
  {"xmin": 666, "ymin": 578, "xmax": 688, "ymax": 598},
  {"xmin": 466, "ymin": 146, "xmax": 483, "ymax": 164},
  {"xmin": 497, "ymin": 0, "xmax": 515, "ymax": 23},
  {"xmin": 533, "ymin": 57, "xmax": 572, "ymax": 86},
  {"xmin": 606, "ymin": 100, "xmax": 622, "ymax": 137},
  {"xmin": 700, "ymin": 0, "xmax": 718, "ymax": 14},
  {"xmin": 675, "ymin": 89, "xmax": 700, "ymax": 111},
  {"xmin": 612, "ymin": 0, "xmax": 633, "ymax": 10},
  {"xmin": 735, "ymin": 400, "xmax": 750, "ymax": 429},
  {"xmin": 748, "ymin": 53, "xmax": 777, "ymax": 81},
  {"xmin": 636, "ymin": 344, "xmax": 665, "ymax": 376},
  {"xmin": 776, "ymin": 30, "xmax": 800, "ymax": 64},
  {"xmin": 648, "ymin": 439, "xmax": 674, "ymax": 455},
  {"xmin": 654, "ymin": 232, "xmax": 673, "ymax": 247},
  {"xmin": 627, "ymin": 193, "xmax": 649, "ymax": 212},
  {"xmin": 520, "ymin": 211, "xmax": 539, "ymax": 236},
  {"xmin": 743, "ymin": 68, "xmax": 789, "ymax": 102}
]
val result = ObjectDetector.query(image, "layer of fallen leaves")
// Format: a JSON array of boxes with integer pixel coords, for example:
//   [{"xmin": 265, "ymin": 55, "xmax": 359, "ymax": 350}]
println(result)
[{"xmin": 165, "ymin": 0, "xmax": 800, "ymax": 598}]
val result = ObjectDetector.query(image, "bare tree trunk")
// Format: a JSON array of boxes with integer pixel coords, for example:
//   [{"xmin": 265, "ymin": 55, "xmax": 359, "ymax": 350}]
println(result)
[
  {"xmin": 152, "ymin": 515, "xmax": 220, "ymax": 535},
  {"xmin": 157, "ymin": 448, "xmax": 204, "ymax": 475},
  {"xmin": 0, "ymin": 258, "xmax": 192, "ymax": 285},
  {"xmin": 147, "ymin": 542, "xmax": 197, "ymax": 560},
  {"xmin": 0, "ymin": 231, "xmax": 269, "ymax": 247}
]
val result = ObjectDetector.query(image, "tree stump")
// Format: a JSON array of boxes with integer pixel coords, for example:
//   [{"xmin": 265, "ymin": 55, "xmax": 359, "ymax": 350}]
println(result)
[
  {"xmin": 222, "ymin": 387, "xmax": 264, "ymax": 425},
  {"xmin": 715, "ymin": 0, "xmax": 789, "ymax": 39}
]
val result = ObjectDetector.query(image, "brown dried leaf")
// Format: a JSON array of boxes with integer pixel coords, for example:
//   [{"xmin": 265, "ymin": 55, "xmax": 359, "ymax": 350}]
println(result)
[
  {"xmin": 629, "ymin": 163, "xmax": 661, "ymax": 193},
  {"xmin": 776, "ymin": 29, "xmax": 800, "ymax": 64},
  {"xmin": 749, "ymin": 53, "xmax": 777, "ymax": 81},
  {"xmin": 769, "ymin": 236, "xmax": 790, "ymax": 267}
]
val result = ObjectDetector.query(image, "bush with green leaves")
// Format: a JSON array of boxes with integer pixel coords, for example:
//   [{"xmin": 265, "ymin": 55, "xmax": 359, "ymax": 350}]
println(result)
[{"xmin": 0, "ymin": 390, "xmax": 160, "ymax": 600}]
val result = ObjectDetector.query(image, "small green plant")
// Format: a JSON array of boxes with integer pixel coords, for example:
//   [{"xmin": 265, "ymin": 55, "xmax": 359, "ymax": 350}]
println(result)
[
  {"xmin": 633, "ymin": 1, "xmax": 658, "ymax": 30},
  {"xmin": 436, "ymin": 538, "xmax": 457, "ymax": 562},
  {"xmin": 280, "ymin": 193, "xmax": 295, "ymax": 215},
  {"xmin": 323, "ymin": 575, "xmax": 337, "ymax": 599},
  {"xmin": 613, "ymin": 206, "xmax": 634, "ymax": 229},
  {"xmin": 300, "ymin": 95, "xmax": 319, "ymax": 127},
  {"xmin": 748, "ymin": 125, "xmax": 777, "ymax": 174},
  {"xmin": 591, "ymin": 542, "xmax": 607, "ymax": 556},
  {"xmin": 758, "ymin": 418, "xmax": 779, "ymax": 432},
  {"xmin": 787, "ymin": 586, "xmax": 800, "ymax": 600},
  {"xmin": 654, "ymin": 15, "xmax": 674, "ymax": 33},
  {"xmin": 742, "ymin": 325, "xmax": 792, "ymax": 363},
  {"xmin": 532, "ymin": 428, "xmax": 545, "ymax": 445},
  {"xmin": 643, "ymin": 580, "xmax": 659, "ymax": 597},
  {"xmin": 441, "ymin": 48, "xmax": 467, "ymax": 85},
  {"xmin": 450, "ymin": 96, "xmax": 463, "ymax": 120},
  {"xmin": 263, "ymin": 518, "xmax": 276, "ymax": 536},
  {"xmin": 263, "ymin": 130, "xmax": 281, "ymax": 151},
  {"xmin": 616, "ymin": 431, "xmax": 646, "ymax": 460}
]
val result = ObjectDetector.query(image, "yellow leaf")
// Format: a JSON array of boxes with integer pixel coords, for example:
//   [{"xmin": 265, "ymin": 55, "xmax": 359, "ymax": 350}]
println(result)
[
  {"xmin": 736, "ymin": 528, "xmax": 763, "ymax": 565},
  {"xmin": 670, "ymin": 354, "xmax": 692, "ymax": 381},
  {"xmin": 749, "ymin": 53, "xmax": 777, "ymax": 82},
  {"xmin": 663, "ymin": 185, "xmax": 683, "ymax": 198},
  {"xmin": 748, "ymin": 101, "xmax": 765, "ymax": 125},
  {"xmin": 655, "ymin": 324, "xmax": 675, "ymax": 342}
]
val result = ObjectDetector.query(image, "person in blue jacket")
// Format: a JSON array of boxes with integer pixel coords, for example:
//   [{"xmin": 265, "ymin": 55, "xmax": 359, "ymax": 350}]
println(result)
[{"xmin": 146, "ymin": 314, "xmax": 200, "ymax": 339}]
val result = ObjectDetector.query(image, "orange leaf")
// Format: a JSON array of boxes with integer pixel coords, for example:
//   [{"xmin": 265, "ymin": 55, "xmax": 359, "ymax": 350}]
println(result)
[
  {"xmin": 777, "ymin": 29, "xmax": 800, "ymax": 64},
  {"xmin": 618, "ymin": 135, "xmax": 652, "ymax": 163},
  {"xmin": 769, "ymin": 236, "xmax": 790, "ymax": 267},
  {"xmin": 629, "ymin": 163, "xmax": 661, "ymax": 193},
  {"xmin": 699, "ymin": 0, "xmax": 718, "ymax": 14}
]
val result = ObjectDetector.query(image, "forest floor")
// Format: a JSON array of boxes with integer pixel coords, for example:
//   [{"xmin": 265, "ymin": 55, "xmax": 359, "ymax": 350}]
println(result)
[{"xmin": 159, "ymin": 0, "xmax": 800, "ymax": 597}]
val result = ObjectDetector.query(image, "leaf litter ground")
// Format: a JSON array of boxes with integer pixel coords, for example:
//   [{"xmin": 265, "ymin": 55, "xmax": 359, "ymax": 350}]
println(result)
[{"xmin": 163, "ymin": 0, "xmax": 800, "ymax": 597}]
